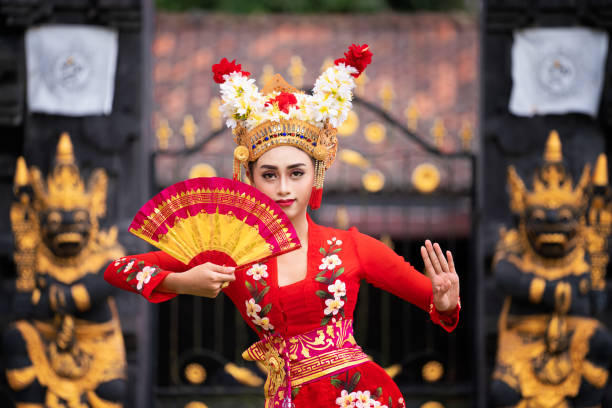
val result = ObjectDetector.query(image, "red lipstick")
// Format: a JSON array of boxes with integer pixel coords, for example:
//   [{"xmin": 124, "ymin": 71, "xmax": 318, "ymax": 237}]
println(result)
[{"xmin": 276, "ymin": 199, "xmax": 295, "ymax": 207}]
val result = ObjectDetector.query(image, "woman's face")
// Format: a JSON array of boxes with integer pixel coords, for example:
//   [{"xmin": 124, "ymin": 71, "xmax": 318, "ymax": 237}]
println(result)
[{"xmin": 249, "ymin": 146, "xmax": 314, "ymax": 221}]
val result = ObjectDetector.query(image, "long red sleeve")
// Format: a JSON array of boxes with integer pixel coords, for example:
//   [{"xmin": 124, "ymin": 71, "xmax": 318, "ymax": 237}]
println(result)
[
  {"xmin": 349, "ymin": 227, "xmax": 460, "ymax": 332},
  {"xmin": 104, "ymin": 251, "xmax": 189, "ymax": 303}
]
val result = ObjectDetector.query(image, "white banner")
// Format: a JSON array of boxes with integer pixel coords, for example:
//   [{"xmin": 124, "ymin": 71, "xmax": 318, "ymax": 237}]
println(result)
[
  {"xmin": 26, "ymin": 24, "xmax": 118, "ymax": 116},
  {"xmin": 509, "ymin": 27, "xmax": 608, "ymax": 117}
]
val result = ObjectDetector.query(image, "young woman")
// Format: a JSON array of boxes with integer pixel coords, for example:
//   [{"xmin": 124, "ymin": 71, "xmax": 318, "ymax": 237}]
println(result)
[{"xmin": 105, "ymin": 45, "xmax": 460, "ymax": 408}]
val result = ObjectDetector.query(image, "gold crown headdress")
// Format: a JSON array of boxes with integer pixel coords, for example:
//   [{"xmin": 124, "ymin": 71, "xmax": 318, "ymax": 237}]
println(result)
[
  {"xmin": 212, "ymin": 44, "xmax": 373, "ymax": 209},
  {"xmin": 507, "ymin": 130, "xmax": 591, "ymax": 214},
  {"xmin": 24, "ymin": 132, "xmax": 108, "ymax": 219}
]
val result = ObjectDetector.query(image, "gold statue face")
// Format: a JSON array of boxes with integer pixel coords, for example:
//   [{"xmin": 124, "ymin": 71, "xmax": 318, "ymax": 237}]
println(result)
[
  {"xmin": 40, "ymin": 208, "xmax": 92, "ymax": 258},
  {"xmin": 508, "ymin": 131, "xmax": 590, "ymax": 259},
  {"xmin": 523, "ymin": 204, "xmax": 581, "ymax": 258}
]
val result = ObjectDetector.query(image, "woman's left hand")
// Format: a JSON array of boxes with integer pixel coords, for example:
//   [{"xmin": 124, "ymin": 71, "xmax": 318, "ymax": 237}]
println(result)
[{"xmin": 420, "ymin": 240, "xmax": 460, "ymax": 312}]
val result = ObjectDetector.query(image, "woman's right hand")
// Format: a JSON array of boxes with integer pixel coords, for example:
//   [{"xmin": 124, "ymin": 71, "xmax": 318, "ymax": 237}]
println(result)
[{"xmin": 159, "ymin": 262, "xmax": 236, "ymax": 298}]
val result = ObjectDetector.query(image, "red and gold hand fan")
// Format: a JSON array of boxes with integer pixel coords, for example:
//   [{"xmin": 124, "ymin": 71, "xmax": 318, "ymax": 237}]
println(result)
[{"xmin": 129, "ymin": 177, "xmax": 301, "ymax": 269}]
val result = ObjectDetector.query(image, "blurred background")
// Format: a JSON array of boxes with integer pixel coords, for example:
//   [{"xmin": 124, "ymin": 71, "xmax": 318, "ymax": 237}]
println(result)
[{"xmin": 0, "ymin": 0, "xmax": 610, "ymax": 407}]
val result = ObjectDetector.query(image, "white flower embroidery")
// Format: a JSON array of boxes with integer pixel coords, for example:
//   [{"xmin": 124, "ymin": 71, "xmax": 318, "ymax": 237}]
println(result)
[
  {"xmin": 114, "ymin": 257, "xmax": 126, "ymax": 267},
  {"xmin": 246, "ymin": 263, "xmax": 268, "ymax": 281},
  {"xmin": 335, "ymin": 390, "xmax": 356, "ymax": 407},
  {"xmin": 123, "ymin": 260, "xmax": 135, "ymax": 273},
  {"xmin": 245, "ymin": 298, "xmax": 262, "ymax": 318},
  {"xmin": 355, "ymin": 391, "xmax": 371, "ymax": 407},
  {"xmin": 324, "ymin": 298, "xmax": 345, "ymax": 316},
  {"xmin": 319, "ymin": 254, "xmax": 342, "ymax": 270},
  {"xmin": 328, "ymin": 279, "xmax": 346, "ymax": 299},
  {"xmin": 253, "ymin": 315, "xmax": 274, "ymax": 331},
  {"xmin": 136, "ymin": 266, "xmax": 155, "ymax": 291}
]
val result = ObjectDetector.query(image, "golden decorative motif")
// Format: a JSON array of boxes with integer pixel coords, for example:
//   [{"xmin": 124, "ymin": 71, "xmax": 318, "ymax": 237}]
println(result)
[
  {"xmin": 185, "ymin": 403, "xmax": 208, "ymax": 408},
  {"xmin": 412, "ymin": 163, "xmax": 441, "ymax": 194},
  {"xmin": 335, "ymin": 206, "xmax": 350, "ymax": 230},
  {"xmin": 378, "ymin": 80, "xmax": 395, "ymax": 111},
  {"xmin": 181, "ymin": 114, "xmax": 198, "ymax": 148},
  {"xmin": 339, "ymin": 149, "xmax": 369, "ymax": 169},
  {"xmin": 188, "ymin": 163, "xmax": 217, "ymax": 179},
  {"xmin": 529, "ymin": 278, "xmax": 546, "ymax": 303},
  {"xmin": 156, "ymin": 118, "xmax": 173, "ymax": 150},
  {"xmin": 404, "ymin": 102, "xmax": 420, "ymax": 130},
  {"xmin": 545, "ymin": 130, "xmax": 562, "ymax": 162},
  {"xmin": 460, "ymin": 120, "xmax": 473, "ymax": 151},
  {"xmin": 13, "ymin": 300, "xmax": 126, "ymax": 405},
  {"xmin": 15, "ymin": 404, "xmax": 44, "ymax": 408},
  {"xmin": 494, "ymin": 299, "xmax": 606, "ymax": 407},
  {"xmin": 420, "ymin": 402, "xmax": 444, "ymax": 408},
  {"xmin": 384, "ymin": 364, "xmax": 402, "ymax": 379},
  {"xmin": 362, "ymin": 170, "xmax": 385, "ymax": 193},
  {"xmin": 364, "ymin": 122, "xmax": 386, "ymax": 144},
  {"xmin": 337, "ymin": 111, "xmax": 359, "ymax": 137},
  {"xmin": 430, "ymin": 119, "xmax": 446, "ymax": 149},
  {"xmin": 554, "ymin": 282, "xmax": 572, "ymax": 314},
  {"xmin": 422, "ymin": 360, "xmax": 444, "ymax": 382},
  {"xmin": 31, "ymin": 288, "xmax": 41, "ymax": 305},
  {"xmin": 320, "ymin": 57, "xmax": 334, "ymax": 73},
  {"xmin": 224, "ymin": 362, "xmax": 263, "ymax": 387},
  {"xmin": 71, "ymin": 284, "xmax": 91, "ymax": 312},
  {"xmin": 593, "ymin": 154, "xmax": 608, "ymax": 186},
  {"xmin": 6, "ymin": 365, "xmax": 37, "ymax": 391},
  {"xmin": 184, "ymin": 362, "xmax": 207, "ymax": 384},
  {"xmin": 313, "ymin": 145, "xmax": 328, "ymax": 161},
  {"xmin": 508, "ymin": 132, "xmax": 590, "ymax": 212},
  {"xmin": 207, "ymin": 97, "xmax": 222, "ymax": 131},
  {"xmin": 234, "ymin": 145, "xmax": 250, "ymax": 162},
  {"xmin": 260, "ymin": 64, "xmax": 275, "ymax": 89},
  {"xmin": 288, "ymin": 55, "xmax": 306, "ymax": 89}
]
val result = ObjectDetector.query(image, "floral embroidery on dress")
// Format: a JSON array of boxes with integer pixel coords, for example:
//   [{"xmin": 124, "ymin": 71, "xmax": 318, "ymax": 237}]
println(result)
[
  {"xmin": 244, "ymin": 263, "xmax": 274, "ymax": 333},
  {"xmin": 316, "ymin": 237, "xmax": 346, "ymax": 325},
  {"xmin": 246, "ymin": 263, "xmax": 269, "ymax": 281},
  {"xmin": 114, "ymin": 258, "xmax": 161, "ymax": 293},
  {"xmin": 332, "ymin": 371, "xmax": 404, "ymax": 408}
]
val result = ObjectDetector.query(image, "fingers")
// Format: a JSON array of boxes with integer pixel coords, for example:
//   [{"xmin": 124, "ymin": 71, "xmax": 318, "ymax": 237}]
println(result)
[
  {"xmin": 433, "ymin": 243, "xmax": 450, "ymax": 273},
  {"xmin": 211, "ymin": 271, "xmax": 236, "ymax": 283},
  {"xmin": 420, "ymin": 245, "xmax": 435, "ymax": 277},
  {"xmin": 204, "ymin": 262, "xmax": 236, "ymax": 274},
  {"xmin": 446, "ymin": 251, "xmax": 456, "ymax": 275},
  {"xmin": 425, "ymin": 240, "xmax": 442, "ymax": 275}
]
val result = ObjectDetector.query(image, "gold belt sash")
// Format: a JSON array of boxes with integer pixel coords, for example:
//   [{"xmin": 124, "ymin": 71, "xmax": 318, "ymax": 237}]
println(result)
[{"xmin": 242, "ymin": 319, "xmax": 370, "ymax": 407}]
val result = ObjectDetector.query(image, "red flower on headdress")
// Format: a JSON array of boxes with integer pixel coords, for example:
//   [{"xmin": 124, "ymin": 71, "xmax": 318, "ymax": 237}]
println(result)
[
  {"xmin": 265, "ymin": 92, "xmax": 298, "ymax": 113},
  {"xmin": 334, "ymin": 43, "xmax": 373, "ymax": 78},
  {"xmin": 212, "ymin": 58, "xmax": 251, "ymax": 84}
]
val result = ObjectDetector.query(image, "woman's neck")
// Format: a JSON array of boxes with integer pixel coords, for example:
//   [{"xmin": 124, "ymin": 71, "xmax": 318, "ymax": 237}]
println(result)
[{"xmin": 290, "ymin": 212, "xmax": 309, "ymax": 246}]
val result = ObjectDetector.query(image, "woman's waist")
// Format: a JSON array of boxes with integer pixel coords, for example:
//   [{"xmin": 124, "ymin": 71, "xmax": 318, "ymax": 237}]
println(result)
[{"xmin": 243, "ymin": 318, "xmax": 369, "ymax": 387}]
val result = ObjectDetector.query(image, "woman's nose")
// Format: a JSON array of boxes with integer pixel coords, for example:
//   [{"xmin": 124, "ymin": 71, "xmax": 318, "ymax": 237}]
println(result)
[{"xmin": 278, "ymin": 175, "xmax": 290, "ymax": 195}]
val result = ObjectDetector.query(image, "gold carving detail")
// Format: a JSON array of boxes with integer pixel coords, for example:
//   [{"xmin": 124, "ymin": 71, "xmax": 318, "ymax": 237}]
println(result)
[
  {"xmin": 422, "ymin": 360, "xmax": 444, "ymax": 382},
  {"xmin": 185, "ymin": 363, "xmax": 207, "ymax": 384},
  {"xmin": 529, "ymin": 278, "xmax": 546, "ymax": 303},
  {"xmin": 71, "ymin": 284, "xmax": 91, "ymax": 312}
]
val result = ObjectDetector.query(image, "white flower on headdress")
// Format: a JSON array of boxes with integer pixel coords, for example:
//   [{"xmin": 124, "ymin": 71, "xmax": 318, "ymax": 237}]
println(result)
[
  {"xmin": 246, "ymin": 263, "xmax": 268, "ymax": 281},
  {"xmin": 324, "ymin": 297, "xmax": 344, "ymax": 316},
  {"xmin": 245, "ymin": 298, "xmax": 262, "ymax": 318},
  {"xmin": 320, "ymin": 254, "xmax": 342, "ymax": 270},
  {"xmin": 328, "ymin": 280, "xmax": 346, "ymax": 299},
  {"xmin": 136, "ymin": 266, "xmax": 155, "ymax": 291}
]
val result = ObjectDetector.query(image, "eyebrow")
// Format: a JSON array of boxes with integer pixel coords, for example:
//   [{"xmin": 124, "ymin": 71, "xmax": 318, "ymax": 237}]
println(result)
[{"xmin": 259, "ymin": 163, "xmax": 307, "ymax": 170}]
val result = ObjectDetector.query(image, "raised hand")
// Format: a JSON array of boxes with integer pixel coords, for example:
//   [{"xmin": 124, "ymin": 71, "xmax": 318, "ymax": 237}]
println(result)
[
  {"xmin": 160, "ymin": 262, "xmax": 236, "ymax": 298},
  {"xmin": 420, "ymin": 240, "xmax": 460, "ymax": 312}
]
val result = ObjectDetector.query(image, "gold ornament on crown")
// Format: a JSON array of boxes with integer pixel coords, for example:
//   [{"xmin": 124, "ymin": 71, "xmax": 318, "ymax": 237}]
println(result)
[{"xmin": 507, "ymin": 130, "xmax": 591, "ymax": 214}]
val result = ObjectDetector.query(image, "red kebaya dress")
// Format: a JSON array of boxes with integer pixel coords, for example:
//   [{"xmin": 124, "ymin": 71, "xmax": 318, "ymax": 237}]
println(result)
[{"xmin": 105, "ymin": 215, "xmax": 459, "ymax": 408}]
